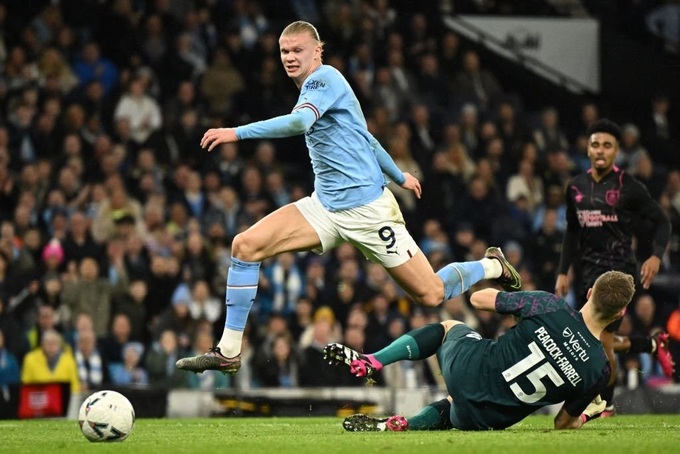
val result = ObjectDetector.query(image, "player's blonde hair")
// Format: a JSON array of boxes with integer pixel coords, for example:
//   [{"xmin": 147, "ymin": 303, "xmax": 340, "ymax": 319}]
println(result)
[
  {"xmin": 591, "ymin": 271, "xmax": 635, "ymax": 322},
  {"xmin": 281, "ymin": 21, "xmax": 325, "ymax": 58}
]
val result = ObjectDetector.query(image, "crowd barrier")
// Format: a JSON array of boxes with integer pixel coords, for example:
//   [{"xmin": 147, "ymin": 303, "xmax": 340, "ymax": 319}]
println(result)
[{"xmin": 3, "ymin": 383, "xmax": 678, "ymax": 420}]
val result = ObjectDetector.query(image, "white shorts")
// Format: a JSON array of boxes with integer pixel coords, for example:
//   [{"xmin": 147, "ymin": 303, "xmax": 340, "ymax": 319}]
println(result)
[{"xmin": 294, "ymin": 188, "xmax": 420, "ymax": 268}]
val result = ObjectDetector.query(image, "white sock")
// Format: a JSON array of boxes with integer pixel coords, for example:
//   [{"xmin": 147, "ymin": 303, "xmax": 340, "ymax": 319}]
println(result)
[
  {"xmin": 480, "ymin": 257, "xmax": 502, "ymax": 279},
  {"xmin": 217, "ymin": 328, "xmax": 244, "ymax": 358}
]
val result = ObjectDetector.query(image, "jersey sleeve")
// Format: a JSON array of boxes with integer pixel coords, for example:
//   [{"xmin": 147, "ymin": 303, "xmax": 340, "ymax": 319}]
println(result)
[
  {"xmin": 495, "ymin": 291, "xmax": 567, "ymax": 318},
  {"xmin": 563, "ymin": 364, "xmax": 611, "ymax": 416},
  {"xmin": 623, "ymin": 175, "xmax": 671, "ymax": 259},
  {"xmin": 294, "ymin": 68, "xmax": 342, "ymax": 121},
  {"xmin": 558, "ymin": 182, "xmax": 580, "ymax": 274}
]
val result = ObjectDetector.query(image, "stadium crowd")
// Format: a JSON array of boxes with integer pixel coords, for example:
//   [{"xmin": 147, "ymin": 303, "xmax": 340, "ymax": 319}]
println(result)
[{"xmin": 0, "ymin": 0, "xmax": 679, "ymax": 397}]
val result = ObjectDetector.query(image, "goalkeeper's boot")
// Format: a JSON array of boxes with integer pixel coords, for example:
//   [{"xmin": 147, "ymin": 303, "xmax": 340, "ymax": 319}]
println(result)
[
  {"xmin": 652, "ymin": 332, "xmax": 675, "ymax": 378},
  {"xmin": 323, "ymin": 343, "xmax": 383, "ymax": 383},
  {"xmin": 176, "ymin": 346, "xmax": 241, "ymax": 375},
  {"xmin": 343, "ymin": 414, "xmax": 409, "ymax": 432},
  {"xmin": 485, "ymin": 247, "xmax": 522, "ymax": 292}
]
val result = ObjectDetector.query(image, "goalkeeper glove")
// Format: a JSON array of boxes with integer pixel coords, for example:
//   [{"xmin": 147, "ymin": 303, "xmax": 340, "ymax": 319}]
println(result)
[{"xmin": 580, "ymin": 395, "xmax": 607, "ymax": 423}]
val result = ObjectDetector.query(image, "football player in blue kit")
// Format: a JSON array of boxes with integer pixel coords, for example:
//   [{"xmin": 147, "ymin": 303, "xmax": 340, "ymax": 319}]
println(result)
[{"xmin": 176, "ymin": 21, "xmax": 521, "ymax": 375}]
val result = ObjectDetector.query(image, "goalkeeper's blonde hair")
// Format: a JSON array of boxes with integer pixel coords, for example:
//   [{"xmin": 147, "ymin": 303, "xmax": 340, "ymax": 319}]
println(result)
[{"xmin": 591, "ymin": 271, "xmax": 635, "ymax": 323}]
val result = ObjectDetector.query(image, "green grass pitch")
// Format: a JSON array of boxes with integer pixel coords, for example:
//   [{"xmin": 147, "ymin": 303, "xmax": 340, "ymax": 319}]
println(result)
[{"xmin": 2, "ymin": 415, "xmax": 679, "ymax": 454}]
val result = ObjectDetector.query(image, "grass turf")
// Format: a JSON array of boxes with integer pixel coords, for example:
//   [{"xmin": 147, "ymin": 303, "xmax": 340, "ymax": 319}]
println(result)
[{"xmin": 1, "ymin": 415, "xmax": 679, "ymax": 454}]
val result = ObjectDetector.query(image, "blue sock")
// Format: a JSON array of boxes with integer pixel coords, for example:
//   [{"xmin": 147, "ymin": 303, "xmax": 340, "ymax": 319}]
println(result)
[
  {"xmin": 225, "ymin": 257, "xmax": 261, "ymax": 331},
  {"xmin": 436, "ymin": 261, "xmax": 485, "ymax": 300}
]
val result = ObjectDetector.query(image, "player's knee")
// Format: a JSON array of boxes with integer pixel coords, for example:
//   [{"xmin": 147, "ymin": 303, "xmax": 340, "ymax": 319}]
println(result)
[
  {"xmin": 231, "ymin": 233, "xmax": 261, "ymax": 262},
  {"xmin": 441, "ymin": 320, "xmax": 462, "ymax": 334},
  {"xmin": 415, "ymin": 292, "xmax": 443, "ymax": 308}
]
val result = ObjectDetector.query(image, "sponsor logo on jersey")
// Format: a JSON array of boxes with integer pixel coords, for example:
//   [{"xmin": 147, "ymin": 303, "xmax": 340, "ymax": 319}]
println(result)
[
  {"xmin": 304, "ymin": 79, "xmax": 326, "ymax": 90},
  {"xmin": 562, "ymin": 327, "xmax": 590, "ymax": 362},
  {"xmin": 466, "ymin": 332, "xmax": 482, "ymax": 340},
  {"xmin": 535, "ymin": 326, "xmax": 582, "ymax": 386},
  {"xmin": 576, "ymin": 209, "xmax": 619, "ymax": 227}
]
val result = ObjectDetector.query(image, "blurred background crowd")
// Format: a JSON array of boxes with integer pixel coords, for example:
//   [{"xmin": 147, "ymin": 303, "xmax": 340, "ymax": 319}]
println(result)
[{"xmin": 1, "ymin": 0, "xmax": 679, "ymax": 397}]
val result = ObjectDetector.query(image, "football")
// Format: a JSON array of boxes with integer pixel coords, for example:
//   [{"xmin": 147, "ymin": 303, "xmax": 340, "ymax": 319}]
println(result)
[{"xmin": 78, "ymin": 390, "xmax": 135, "ymax": 442}]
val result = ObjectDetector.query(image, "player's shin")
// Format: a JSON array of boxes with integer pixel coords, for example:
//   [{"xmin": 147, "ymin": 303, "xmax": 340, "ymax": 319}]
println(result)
[
  {"xmin": 218, "ymin": 257, "xmax": 260, "ymax": 357},
  {"xmin": 373, "ymin": 323, "xmax": 446, "ymax": 365},
  {"xmin": 408, "ymin": 399, "xmax": 454, "ymax": 431}
]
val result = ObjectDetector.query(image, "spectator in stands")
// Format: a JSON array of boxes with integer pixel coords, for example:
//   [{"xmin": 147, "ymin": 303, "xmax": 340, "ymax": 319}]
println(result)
[
  {"xmin": 188, "ymin": 279, "xmax": 221, "ymax": 327},
  {"xmin": 21, "ymin": 329, "xmax": 80, "ymax": 393},
  {"xmin": 458, "ymin": 103, "xmax": 482, "ymax": 157},
  {"xmin": 109, "ymin": 341, "xmax": 148, "ymax": 386},
  {"xmin": 530, "ymin": 208, "xmax": 563, "ymax": 291},
  {"xmin": 388, "ymin": 137, "xmax": 423, "ymax": 221},
  {"xmin": 91, "ymin": 187, "xmax": 144, "ymax": 243},
  {"xmin": 154, "ymin": 283, "xmax": 194, "ymax": 348},
  {"xmin": 0, "ymin": 330, "xmax": 20, "ymax": 386},
  {"xmin": 408, "ymin": 103, "xmax": 439, "ymax": 171},
  {"xmin": 616, "ymin": 123, "xmax": 647, "ymax": 171},
  {"xmin": 98, "ymin": 312, "xmax": 132, "ymax": 366},
  {"xmin": 62, "ymin": 210, "xmax": 103, "ymax": 267},
  {"xmin": 439, "ymin": 122, "xmax": 477, "ymax": 182},
  {"xmin": 645, "ymin": 0, "xmax": 680, "ymax": 55},
  {"xmin": 146, "ymin": 329, "xmax": 186, "ymax": 388},
  {"xmin": 532, "ymin": 106, "xmax": 570, "ymax": 157},
  {"xmin": 451, "ymin": 175, "xmax": 505, "ymax": 242},
  {"xmin": 37, "ymin": 47, "xmax": 78, "ymax": 95},
  {"xmin": 74, "ymin": 328, "xmax": 107, "ymax": 392},
  {"xmin": 72, "ymin": 41, "xmax": 119, "ymax": 96},
  {"xmin": 25, "ymin": 304, "xmax": 60, "ymax": 352},
  {"xmin": 506, "ymin": 158, "xmax": 544, "ymax": 215},
  {"xmin": 62, "ymin": 256, "xmax": 127, "ymax": 338},
  {"xmin": 113, "ymin": 279, "xmax": 148, "ymax": 343},
  {"xmin": 201, "ymin": 47, "xmax": 244, "ymax": 118},
  {"xmin": 259, "ymin": 252, "xmax": 304, "ymax": 324},
  {"xmin": 453, "ymin": 50, "xmax": 502, "ymax": 112},
  {"xmin": 300, "ymin": 315, "xmax": 343, "ymax": 387},
  {"xmin": 253, "ymin": 332, "xmax": 301, "ymax": 388},
  {"xmin": 631, "ymin": 150, "xmax": 667, "ymax": 202},
  {"xmin": 113, "ymin": 74, "xmax": 163, "ymax": 147}
]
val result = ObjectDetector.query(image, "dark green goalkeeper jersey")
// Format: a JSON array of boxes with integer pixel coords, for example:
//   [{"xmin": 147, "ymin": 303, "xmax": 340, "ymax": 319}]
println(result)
[{"xmin": 438, "ymin": 291, "xmax": 611, "ymax": 430}]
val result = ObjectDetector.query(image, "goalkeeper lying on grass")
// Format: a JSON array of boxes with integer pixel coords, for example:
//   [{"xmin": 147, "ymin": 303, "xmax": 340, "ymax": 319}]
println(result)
[{"xmin": 325, "ymin": 271, "xmax": 634, "ymax": 431}]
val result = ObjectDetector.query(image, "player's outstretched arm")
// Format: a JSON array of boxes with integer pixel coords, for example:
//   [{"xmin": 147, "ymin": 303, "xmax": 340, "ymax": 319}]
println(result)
[
  {"xmin": 202, "ymin": 109, "xmax": 318, "ymax": 151},
  {"xmin": 470, "ymin": 288, "xmax": 501, "ymax": 312}
]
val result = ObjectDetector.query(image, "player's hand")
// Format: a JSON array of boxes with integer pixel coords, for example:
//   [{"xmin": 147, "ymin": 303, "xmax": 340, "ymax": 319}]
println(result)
[
  {"xmin": 555, "ymin": 273, "xmax": 570, "ymax": 297},
  {"xmin": 640, "ymin": 255, "xmax": 661, "ymax": 289},
  {"xmin": 200, "ymin": 128, "xmax": 238, "ymax": 152},
  {"xmin": 401, "ymin": 172, "xmax": 421, "ymax": 199},
  {"xmin": 580, "ymin": 395, "xmax": 606, "ymax": 423}
]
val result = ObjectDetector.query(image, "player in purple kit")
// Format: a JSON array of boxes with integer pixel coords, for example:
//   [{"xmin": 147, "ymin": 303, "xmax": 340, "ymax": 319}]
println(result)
[
  {"xmin": 326, "ymin": 271, "xmax": 635, "ymax": 431},
  {"xmin": 555, "ymin": 118, "xmax": 674, "ymax": 416}
]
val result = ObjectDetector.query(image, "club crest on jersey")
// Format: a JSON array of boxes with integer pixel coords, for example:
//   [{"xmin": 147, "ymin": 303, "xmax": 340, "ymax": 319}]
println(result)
[
  {"xmin": 304, "ymin": 79, "xmax": 325, "ymax": 90},
  {"xmin": 605, "ymin": 189, "xmax": 620, "ymax": 206}
]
